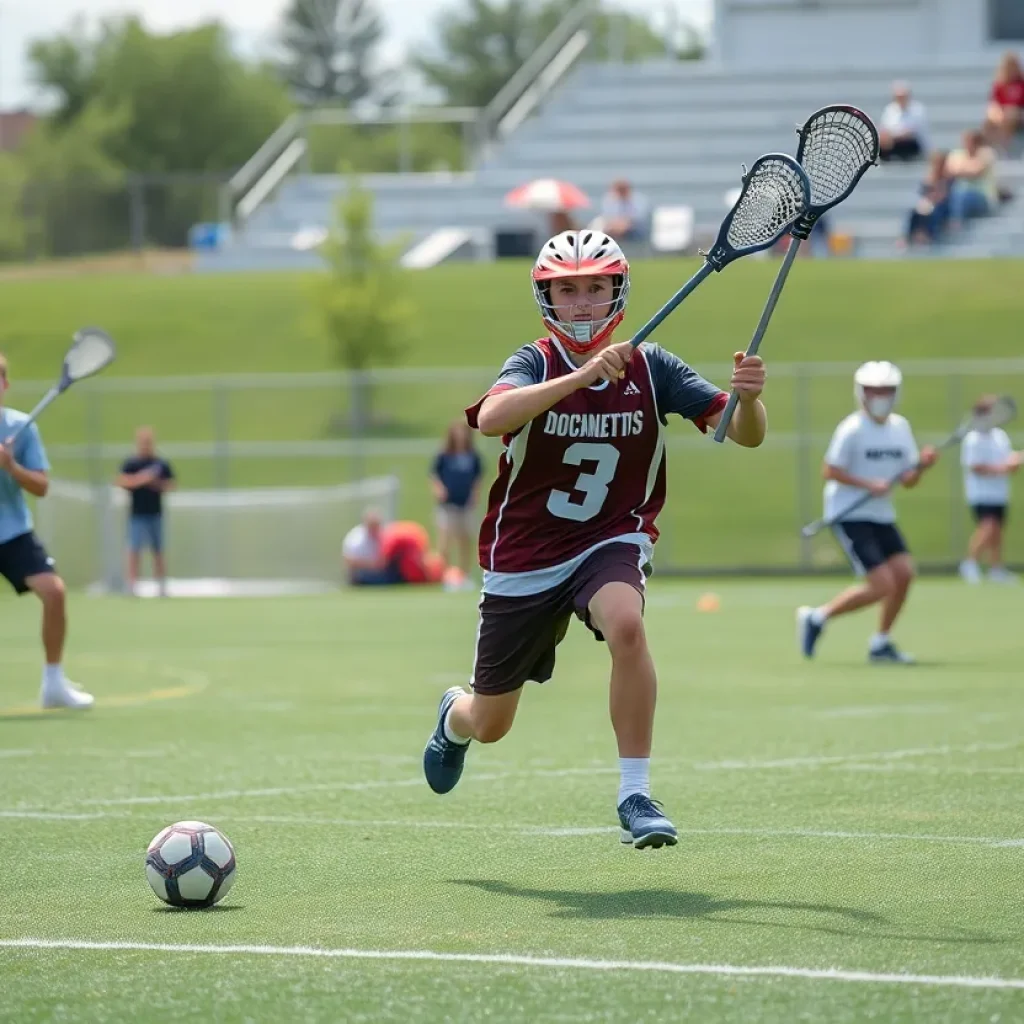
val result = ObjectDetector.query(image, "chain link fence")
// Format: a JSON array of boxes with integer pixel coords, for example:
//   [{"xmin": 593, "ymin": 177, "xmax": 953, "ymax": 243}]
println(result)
[{"xmin": 8, "ymin": 359, "xmax": 1024, "ymax": 576}]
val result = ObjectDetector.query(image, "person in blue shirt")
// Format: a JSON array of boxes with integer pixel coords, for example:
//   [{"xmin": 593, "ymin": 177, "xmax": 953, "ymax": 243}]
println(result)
[
  {"xmin": 0, "ymin": 353, "xmax": 92, "ymax": 709},
  {"xmin": 116, "ymin": 426, "xmax": 176, "ymax": 597},
  {"xmin": 430, "ymin": 419, "xmax": 482, "ymax": 582}
]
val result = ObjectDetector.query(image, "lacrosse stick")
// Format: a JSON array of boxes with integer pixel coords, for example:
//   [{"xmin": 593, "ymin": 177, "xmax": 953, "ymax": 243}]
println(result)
[
  {"xmin": 3, "ymin": 327, "xmax": 117, "ymax": 447},
  {"xmin": 712, "ymin": 105, "xmax": 880, "ymax": 443},
  {"xmin": 628, "ymin": 153, "xmax": 811, "ymax": 351},
  {"xmin": 801, "ymin": 395, "xmax": 1018, "ymax": 538}
]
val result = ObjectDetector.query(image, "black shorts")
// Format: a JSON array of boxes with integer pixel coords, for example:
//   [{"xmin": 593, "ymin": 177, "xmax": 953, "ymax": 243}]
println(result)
[
  {"xmin": 831, "ymin": 520, "xmax": 908, "ymax": 576},
  {"xmin": 971, "ymin": 504, "xmax": 1007, "ymax": 524},
  {"xmin": 471, "ymin": 543, "xmax": 648, "ymax": 697},
  {"xmin": 0, "ymin": 531, "xmax": 56, "ymax": 594}
]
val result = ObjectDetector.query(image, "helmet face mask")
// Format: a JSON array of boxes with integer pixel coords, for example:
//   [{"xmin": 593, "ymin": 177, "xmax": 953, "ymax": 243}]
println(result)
[
  {"xmin": 532, "ymin": 231, "xmax": 630, "ymax": 355},
  {"xmin": 854, "ymin": 361, "xmax": 902, "ymax": 422}
]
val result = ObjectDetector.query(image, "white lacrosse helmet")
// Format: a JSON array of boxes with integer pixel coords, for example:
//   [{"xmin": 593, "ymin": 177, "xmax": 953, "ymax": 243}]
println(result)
[
  {"xmin": 532, "ymin": 230, "xmax": 630, "ymax": 354},
  {"xmin": 854, "ymin": 360, "xmax": 902, "ymax": 420}
]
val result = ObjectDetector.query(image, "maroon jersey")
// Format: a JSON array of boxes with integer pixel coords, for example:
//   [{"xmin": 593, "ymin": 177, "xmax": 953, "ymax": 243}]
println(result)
[{"xmin": 466, "ymin": 337, "xmax": 726, "ymax": 596}]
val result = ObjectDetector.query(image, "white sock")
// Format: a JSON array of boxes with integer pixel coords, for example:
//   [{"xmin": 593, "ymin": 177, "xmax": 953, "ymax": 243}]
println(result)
[
  {"xmin": 442, "ymin": 708, "xmax": 471, "ymax": 745},
  {"xmin": 870, "ymin": 632, "xmax": 889, "ymax": 651},
  {"xmin": 42, "ymin": 664, "xmax": 64, "ymax": 690},
  {"xmin": 810, "ymin": 607, "xmax": 829, "ymax": 626},
  {"xmin": 618, "ymin": 758, "xmax": 650, "ymax": 805}
]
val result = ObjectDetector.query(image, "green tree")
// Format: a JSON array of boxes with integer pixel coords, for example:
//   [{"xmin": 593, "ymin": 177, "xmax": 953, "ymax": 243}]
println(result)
[
  {"xmin": 0, "ymin": 154, "xmax": 29, "ymax": 260},
  {"xmin": 278, "ymin": 0, "xmax": 395, "ymax": 107},
  {"xmin": 21, "ymin": 16, "xmax": 294, "ymax": 254},
  {"xmin": 416, "ymin": 0, "xmax": 694, "ymax": 110},
  {"xmin": 31, "ymin": 17, "xmax": 292, "ymax": 174},
  {"xmin": 308, "ymin": 172, "xmax": 414, "ymax": 433},
  {"xmin": 17, "ymin": 103, "xmax": 129, "ymax": 259}
]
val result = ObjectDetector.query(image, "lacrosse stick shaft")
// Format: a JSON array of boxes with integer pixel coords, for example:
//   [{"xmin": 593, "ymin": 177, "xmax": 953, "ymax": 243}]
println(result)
[
  {"xmin": 2, "ymin": 387, "xmax": 59, "ymax": 446},
  {"xmin": 712, "ymin": 239, "xmax": 802, "ymax": 444},
  {"xmin": 629, "ymin": 262, "xmax": 714, "ymax": 349}
]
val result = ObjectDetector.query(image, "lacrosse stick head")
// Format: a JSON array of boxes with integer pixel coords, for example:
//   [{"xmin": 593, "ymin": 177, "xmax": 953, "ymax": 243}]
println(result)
[
  {"xmin": 791, "ymin": 104, "xmax": 879, "ymax": 239},
  {"xmin": 964, "ymin": 395, "xmax": 1017, "ymax": 437},
  {"xmin": 704, "ymin": 153, "xmax": 811, "ymax": 271},
  {"xmin": 60, "ymin": 327, "xmax": 116, "ymax": 391}
]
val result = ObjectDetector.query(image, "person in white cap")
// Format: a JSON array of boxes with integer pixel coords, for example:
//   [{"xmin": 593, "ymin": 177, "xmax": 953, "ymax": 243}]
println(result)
[{"xmin": 797, "ymin": 361, "xmax": 938, "ymax": 664}]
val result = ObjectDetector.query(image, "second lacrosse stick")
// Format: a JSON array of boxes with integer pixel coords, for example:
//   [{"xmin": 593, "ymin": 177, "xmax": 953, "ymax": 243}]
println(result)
[{"xmin": 712, "ymin": 105, "xmax": 880, "ymax": 443}]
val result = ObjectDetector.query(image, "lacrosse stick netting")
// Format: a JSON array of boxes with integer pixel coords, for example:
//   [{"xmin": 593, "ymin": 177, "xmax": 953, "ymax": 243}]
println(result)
[
  {"xmin": 792, "ymin": 105, "xmax": 879, "ymax": 237},
  {"xmin": 713, "ymin": 155, "xmax": 811, "ymax": 264}
]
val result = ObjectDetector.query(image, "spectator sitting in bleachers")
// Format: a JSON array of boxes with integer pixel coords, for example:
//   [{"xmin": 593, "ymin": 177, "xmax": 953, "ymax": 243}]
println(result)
[
  {"xmin": 903, "ymin": 150, "xmax": 952, "ymax": 248},
  {"xmin": 984, "ymin": 51, "xmax": 1024, "ymax": 153},
  {"xmin": 946, "ymin": 129, "xmax": 1000, "ymax": 231},
  {"xmin": 879, "ymin": 81, "xmax": 929, "ymax": 162},
  {"xmin": 599, "ymin": 178, "xmax": 650, "ymax": 242}
]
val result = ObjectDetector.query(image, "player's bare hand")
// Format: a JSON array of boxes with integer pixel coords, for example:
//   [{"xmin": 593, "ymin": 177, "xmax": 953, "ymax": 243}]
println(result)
[
  {"xmin": 0, "ymin": 443, "xmax": 13, "ymax": 472},
  {"xmin": 1008, "ymin": 451, "xmax": 1022, "ymax": 472},
  {"xmin": 730, "ymin": 353, "xmax": 765, "ymax": 402},
  {"xmin": 574, "ymin": 341, "xmax": 634, "ymax": 388},
  {"xmin": 919, "ymin": 445, "xmax": 939, "ymax": 469},
  {"xmin": 867, "ymin": 479, "xmax": 891, "ymax": 498}
]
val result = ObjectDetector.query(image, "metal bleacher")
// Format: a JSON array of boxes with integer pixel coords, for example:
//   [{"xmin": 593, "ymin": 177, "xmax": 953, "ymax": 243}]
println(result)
[{"xmin": 202, "ymin": 54, "xmax": 1024, "ymax": 271}]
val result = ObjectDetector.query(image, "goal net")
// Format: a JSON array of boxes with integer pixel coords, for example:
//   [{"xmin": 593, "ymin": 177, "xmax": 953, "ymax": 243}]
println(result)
[{"xmin": 34, "ymin": 476, "xmax": 401, "ymax": 597}]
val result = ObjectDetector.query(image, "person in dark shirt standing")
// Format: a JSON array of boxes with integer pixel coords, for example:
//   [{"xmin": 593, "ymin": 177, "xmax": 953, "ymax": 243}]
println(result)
[
  {"xmin": 430, "ymin": 419, "xmax": 482, "ymax": 582},
  {"xmin": 116, "ymin": 427, "xmax": 176, "ymax": 596}
]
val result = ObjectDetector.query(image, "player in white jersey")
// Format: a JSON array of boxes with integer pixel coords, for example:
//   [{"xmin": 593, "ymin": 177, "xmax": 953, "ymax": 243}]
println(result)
[
  {"xmin": 959, "ymin": 395, "xmax": 1021, "ymax": 584},
  {"xmin": 797, "ymin": 361, "xmax": 938, "ymax": 664}
]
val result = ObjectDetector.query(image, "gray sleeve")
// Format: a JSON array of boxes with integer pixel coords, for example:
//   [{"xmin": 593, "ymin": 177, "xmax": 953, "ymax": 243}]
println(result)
[
  {"xmin": 642, "ymin": 344, "xmax": 726, "ymax": 424},
  {"xmin": 494, "ymin": 345, "xmax": 545, "ymax": 390},
  {"xmin": 466, "ymin": 344, "xmax": 545, "ymax": 430}
]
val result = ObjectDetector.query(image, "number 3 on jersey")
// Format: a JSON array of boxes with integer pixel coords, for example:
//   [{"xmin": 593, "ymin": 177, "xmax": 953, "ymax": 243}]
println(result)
[{"xmin": 546, "ymin": 442, "xmax": 621, "ymax": 522}]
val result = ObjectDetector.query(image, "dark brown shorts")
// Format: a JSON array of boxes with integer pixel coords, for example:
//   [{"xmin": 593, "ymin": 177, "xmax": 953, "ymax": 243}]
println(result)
[{"xmin": 471, "ymin": 542, "xmax": 649, "ymax": 697}]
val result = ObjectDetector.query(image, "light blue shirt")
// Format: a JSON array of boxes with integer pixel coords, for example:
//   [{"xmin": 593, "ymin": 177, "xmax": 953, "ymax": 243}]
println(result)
[{"xmin": 0, "ymin": 407, "xmax": 50, "ymax": 544}]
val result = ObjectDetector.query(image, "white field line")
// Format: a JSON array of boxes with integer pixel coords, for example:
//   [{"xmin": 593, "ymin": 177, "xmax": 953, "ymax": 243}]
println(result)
[
  {"xmin": 77, "ymin": 742, "xmax": 1017, "ymax": 806},
  {"xmin": 4, "ymin": 808, "xmax": 1021, "ymax": 849},
  {"xmin": 693, "ymin": 742, "xmax": 1019, "ymax": 771},
  {"xmin": 0, "ymin": 811, "xmax": 112, "ymax": 821},
  {"xmin": 193, "ymin": 818, "xmax": 1024, "ymax": 848},
  {"xmin": 813, "ymin": 705, "xmax": 953, "ymax": 719},
  {"xmin": 77, "ymin": 766, "xmax": 619, "ymax": 807},
  {"xmin": 839, "ymin": 764, "xmax": 1024, "ymax": 775},
  {"xmin": 2, "ymin": 939, "xmax": 1023, "ymax": 990},
  {"xmin": 0, "ymin": 749, "xmax": 35, "ymax": 758}
]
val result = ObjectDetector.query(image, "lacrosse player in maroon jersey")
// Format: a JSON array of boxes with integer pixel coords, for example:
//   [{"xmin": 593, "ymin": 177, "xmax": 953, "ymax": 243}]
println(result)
[{"xmin": 423, "ymin": 230, "xmax": 767, "ymax": 849}]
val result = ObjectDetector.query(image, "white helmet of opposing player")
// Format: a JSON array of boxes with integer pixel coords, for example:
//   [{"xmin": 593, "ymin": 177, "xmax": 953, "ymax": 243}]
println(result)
[{"xmin": 854, "ymin": 360, "xmax": 902, "ymax": 421}]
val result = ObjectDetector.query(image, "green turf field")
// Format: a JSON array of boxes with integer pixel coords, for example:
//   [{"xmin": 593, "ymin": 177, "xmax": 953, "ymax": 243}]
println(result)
[
  {"xmin": 1, "ymin": 581, "xmax": 1022, "ymax": 1022},
  {"xmin": 2, "ymin": 258, "xmax": 1023, "ymax": 376}
]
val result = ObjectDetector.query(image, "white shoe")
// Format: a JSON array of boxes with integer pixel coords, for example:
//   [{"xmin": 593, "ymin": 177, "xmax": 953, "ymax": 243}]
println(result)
[
  {"xmin": 959, "ymin": 559, "xmax": 982, "ymax": 583},
  {"xmin": 41, "ymin": 680, "xmax": 95, "ymax": 710},
  {"xmin": 988, "ymin": 566, "xmax": 1019, "ymax": 584}
]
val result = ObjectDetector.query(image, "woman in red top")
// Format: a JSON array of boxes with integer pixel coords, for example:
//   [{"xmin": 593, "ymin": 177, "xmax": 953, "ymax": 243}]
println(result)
[{"xmin": 985, "ymin": 51, "xmax": 1024, "ymax": 150}]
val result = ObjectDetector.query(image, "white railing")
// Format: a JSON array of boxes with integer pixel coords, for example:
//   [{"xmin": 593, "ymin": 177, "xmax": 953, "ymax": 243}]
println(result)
[
  {"xmin": 478, "ymin": 0, "xmax": 598, "ymax": 154},
  {"xmin": 218, "ymin": 0, "xmax": 600, "ymax": 228},
  {"xmin": 220, "ymin": 107, "xmax": 481, "ymax": 229}
]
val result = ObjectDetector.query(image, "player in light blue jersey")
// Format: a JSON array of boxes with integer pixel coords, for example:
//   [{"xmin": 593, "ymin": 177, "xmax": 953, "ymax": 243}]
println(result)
[{"xmin": 0, "ymin": 353, "xmax": 92, "ymax": 708}]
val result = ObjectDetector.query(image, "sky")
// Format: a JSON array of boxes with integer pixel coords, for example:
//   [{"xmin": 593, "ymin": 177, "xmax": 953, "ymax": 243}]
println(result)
[{"xmin": 0, "ymin": 0, "xmax": 712, "ymax": 109}]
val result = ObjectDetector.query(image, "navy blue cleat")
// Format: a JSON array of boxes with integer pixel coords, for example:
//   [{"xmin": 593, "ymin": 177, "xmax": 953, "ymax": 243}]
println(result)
[
  {"xmin": 618, "ymin": 794, "xmax": 678, "ymax": 850},
  {"xmin": 869, "ymin": 641, "xmax": 916, "ymax": 665},
  {"xmin": 796, "ymin": 606, "xmax": 824, "ymax": 659},
  {"xmin": 423, "ymin": 686, "xmax": 470, "ymax": 794}
]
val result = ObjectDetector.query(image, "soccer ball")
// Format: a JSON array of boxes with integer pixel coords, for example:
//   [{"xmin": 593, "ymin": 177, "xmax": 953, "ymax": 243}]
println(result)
[{"xmin": 145, "ymin": 820, "xmax": 237, "ymax": 909}]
